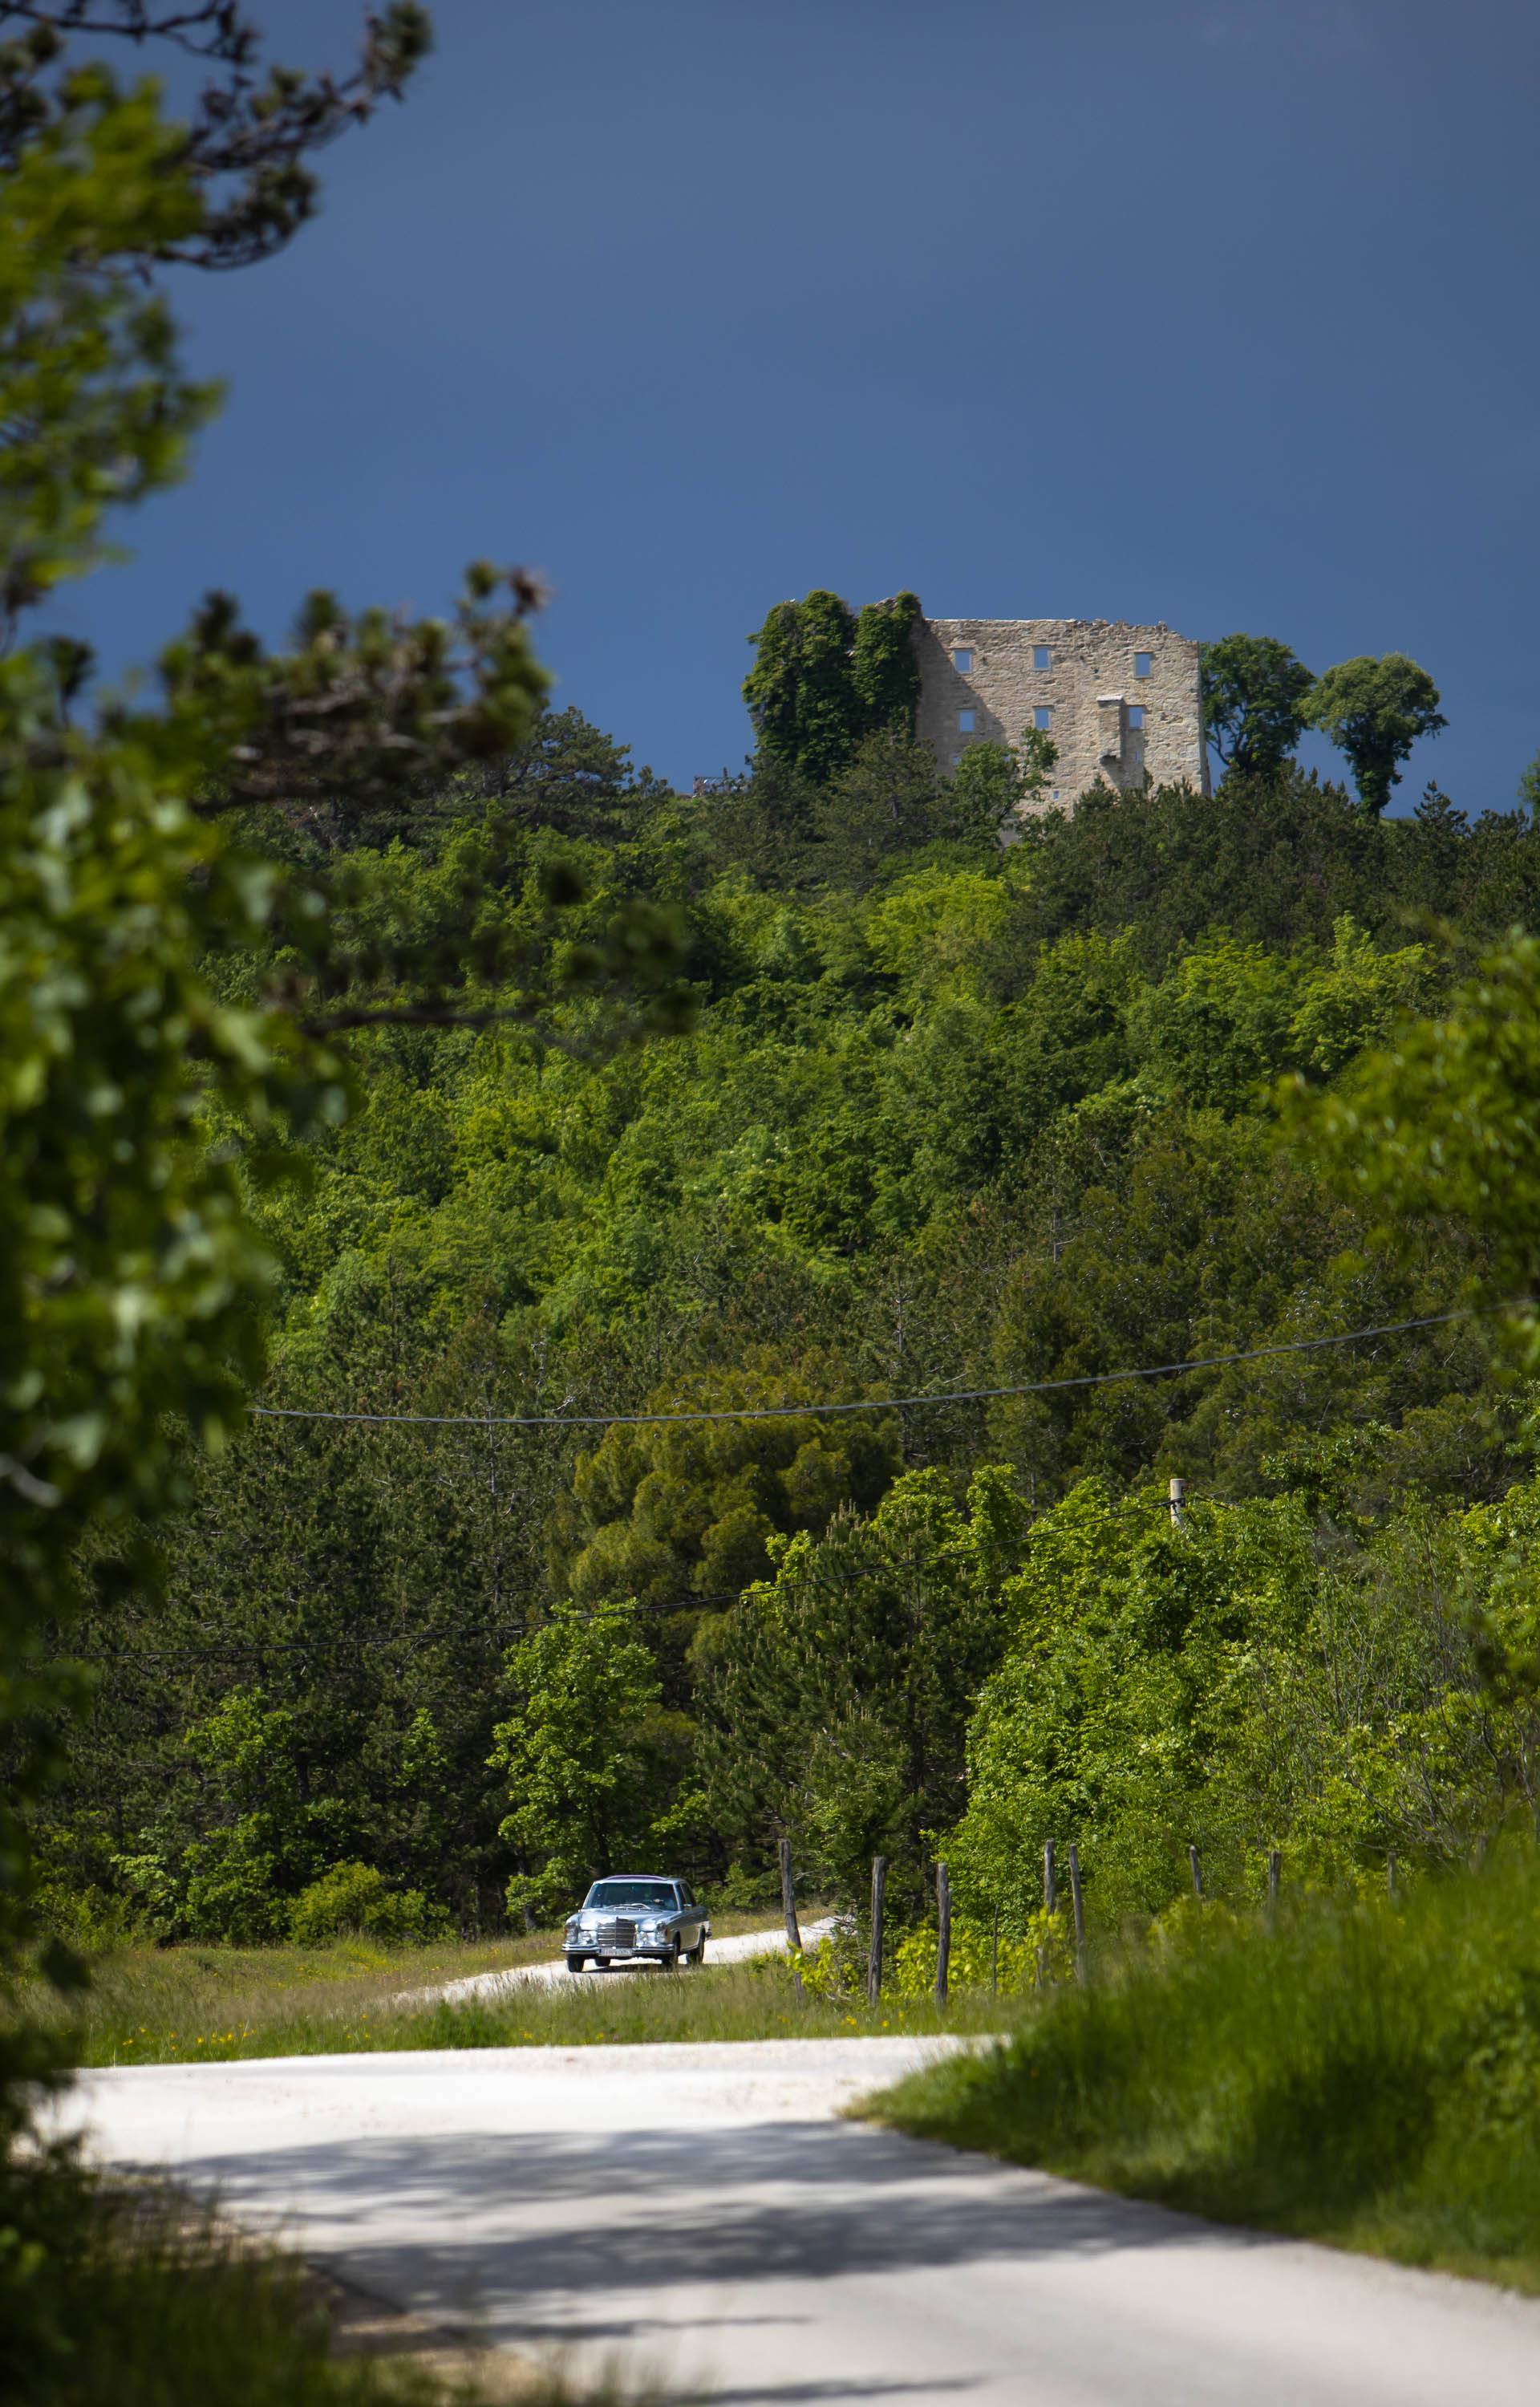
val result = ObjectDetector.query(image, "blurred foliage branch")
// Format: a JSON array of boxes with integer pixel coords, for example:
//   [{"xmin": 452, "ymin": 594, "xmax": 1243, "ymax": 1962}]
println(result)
[{"xmin": 0, "ymin": 1, "xmax": 432, "ymax": 270}]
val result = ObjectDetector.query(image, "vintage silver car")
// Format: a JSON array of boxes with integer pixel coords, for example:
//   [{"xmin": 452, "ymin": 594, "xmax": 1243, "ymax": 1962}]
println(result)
[{"xmin": 563, "ymin": 1876, "xmax": 709, "ymax": 1973}]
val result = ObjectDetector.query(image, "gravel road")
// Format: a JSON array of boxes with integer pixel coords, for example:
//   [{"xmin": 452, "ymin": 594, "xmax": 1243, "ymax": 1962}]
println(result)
[
  {"xmin": 418, "ymin": 1917, "xmax": 836, "ymax": 2003},
  {"xmin": 60, "ymin": 2036, "xmax": 1540, "ymax": 2405}
]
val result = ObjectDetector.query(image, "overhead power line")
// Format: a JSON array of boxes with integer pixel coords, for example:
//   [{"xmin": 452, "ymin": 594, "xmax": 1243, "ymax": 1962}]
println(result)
[{"xmin": 249, "ymin": 1303, "xmax": 1511, "ymax": 1435}]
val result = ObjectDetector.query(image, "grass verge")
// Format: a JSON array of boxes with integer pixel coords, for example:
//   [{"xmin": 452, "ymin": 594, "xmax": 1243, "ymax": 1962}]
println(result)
[
  {"xmin": 37, "ymin": 1950, "xmax": 1009, "ymax": 2064},
  {"xmin": 22, "ymin": 1910, "xmax": 823, "ymax": 2064},
  {"xmin": 18, "ymin": 1926, "xmax": 560, "ymax": 2067},
  {"xmin": 866, "ymin": 1845, "xmax": 1540, "ymax": 2293}
]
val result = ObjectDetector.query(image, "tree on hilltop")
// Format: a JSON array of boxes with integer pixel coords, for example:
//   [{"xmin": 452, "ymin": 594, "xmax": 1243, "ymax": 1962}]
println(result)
[
  {"xmin": 1200, "ymin": 633, "xmax": 1315, "ymax": 778},
  {"xmin": 1303, "ymin": 653, "xmax": 1446, "ymax": 817}
]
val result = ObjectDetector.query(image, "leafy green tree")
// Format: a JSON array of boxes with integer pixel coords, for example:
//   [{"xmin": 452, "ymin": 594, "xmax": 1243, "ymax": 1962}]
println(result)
[
  {"xmin": 945, "ymin": 1475, "xmax": 1512, "ymax": 1927},
  {"xmin": 1287, "ymin": 915, "xmax": 1434, "ymax": 1081},
  {"xmin": 812, "ymin": 729, "xmax": 952, "ymax": 888},
  {"xmin": 179, "ymin": 1691, "xmax": 314, "ymax": 1942},
  {"xmin": 979, "ymin": 1094, "xmax": 1489, "ymax": 1508},
  {"xmin": 491, "ymin": 1598, "xmax": 695, "ymax": 1918},
  {"xmin": 948, "ymin": 725, "xmax": 1058, "ymax": 845},
  {"xmin": 949, "ymin": 741, "xmax": 1021, "ymax": 843},
  {"xmin": 1519, "ymin": 750, "xmax": 1540, "ymax": 817},
  {"xmin": 1133, "ymin": 934, "xmax": 1302, "ymax": 1111},
  {"xmin": 863, "ymin": 866, "xmax": 1013, "ymax": 1004},
  {"xmin": 307, "ymin": 704, "xmax": 675, "ymax": 855},
  {"xmin": 703, "ymin": 1468, "xmax": 1026, "ymax": 1916},
  {"xmin": 1303, "ymin": 654, "xmax": 1447, "ymax": 816},
  {"xmin": 1014, "ymin": 725, "xmax": 1060, "ymax": 807},
  {"xmin": 554, "ymin": 1355, "xmax": 901, "ymax": 1692},
  {"xmin": 680, "ymin": 749, "xmax": 821, "ymax": 891},
  {"xmin": 1295, "ymin": 928, "xmax": 1540, "ymax": 1339},
  {"xmin": 1200, "ymin": 634, "xmax": 1315, "ymax": 777}
]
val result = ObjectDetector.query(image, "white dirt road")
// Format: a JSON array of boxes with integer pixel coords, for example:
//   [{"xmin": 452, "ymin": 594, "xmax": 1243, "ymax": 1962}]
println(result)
[
  {"xmin": 59, "ymin": 2036, "xmax": 1540, "ymax": 2405},
  {"xmin": 419, "ymin": 1918, "xmax": 836, "ymax": 2004}
]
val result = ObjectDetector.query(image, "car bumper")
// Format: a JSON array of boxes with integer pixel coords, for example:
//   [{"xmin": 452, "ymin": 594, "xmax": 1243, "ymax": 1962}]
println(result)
[{"xmin": 569, "ymin": 1939, "xmax": 678, "ymax": 1959}]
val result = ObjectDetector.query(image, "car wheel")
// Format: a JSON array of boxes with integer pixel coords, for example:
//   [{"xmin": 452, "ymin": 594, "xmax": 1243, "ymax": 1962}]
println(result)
[
  {"xmin": 687, "ymin": 1934, "xmax": 706, "ymax": 1967},
  {"xmin": 565, "ymin": 1954, "xmax": 586, "ymax": 1975},
  {"xmin": 662, "ymin": 1939, "xmax": 680, "ymax": 1971},
  {"xmin": 592, "ymin": 1955, "xmax": 610, "ymax": 1969}
]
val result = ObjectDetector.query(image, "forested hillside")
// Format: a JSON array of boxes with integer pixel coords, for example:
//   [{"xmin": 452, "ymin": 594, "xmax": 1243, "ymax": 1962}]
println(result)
[{"xmin": 37, "ymin": 715, "xmax": 1540, "ymax": 1943}]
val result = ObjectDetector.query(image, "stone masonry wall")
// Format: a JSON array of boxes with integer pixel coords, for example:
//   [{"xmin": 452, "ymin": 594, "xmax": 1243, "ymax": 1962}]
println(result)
[{"xmin": 914, "ymin": 616, "xmax": 1209, "ymax": 814}]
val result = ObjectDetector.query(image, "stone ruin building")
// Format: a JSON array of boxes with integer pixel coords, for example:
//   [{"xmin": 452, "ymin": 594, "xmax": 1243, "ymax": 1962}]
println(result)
[{"xmin": 913, "ymin": 614, "xmax": 1210, "ymax": 809}]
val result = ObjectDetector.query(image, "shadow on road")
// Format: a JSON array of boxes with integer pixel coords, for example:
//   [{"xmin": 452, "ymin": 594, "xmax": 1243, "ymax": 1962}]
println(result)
[{"xmin": 109, "ymin": 2113, "xmax": 1264, "ymax": 2359}]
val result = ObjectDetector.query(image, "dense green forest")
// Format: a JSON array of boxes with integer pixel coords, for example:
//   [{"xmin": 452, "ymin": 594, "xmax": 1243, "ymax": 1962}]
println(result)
[{"xmin": 32, "ymin": 711, "xmax": 1540, "ymax": 1944}]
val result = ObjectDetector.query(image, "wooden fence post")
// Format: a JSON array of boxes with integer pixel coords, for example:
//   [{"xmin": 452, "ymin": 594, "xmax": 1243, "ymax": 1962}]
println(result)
[
  {"xmin": 867, "ymin": 1856, "xmax": 887, "ymax": 2006},
  {"xmin": 1189, "ymin": 1845, "xmax": 1204, "ymax": 1900},
  {"xmin": 778, "ymin": 1836, "xmax": 802, "ymax": 1953},
  {"xmin": 1037, "ymin": 1841, "xmax": 1060, "ymax": 1990},
  {"xmin": 935, "ymin": 1860, "xmax": 951, "ymax": 2008},
  {"xmin": 1068, "ymin": 1841, "xmax": 1087, "ymax": 1983},
  {"xmin": 991, "ymin": 1902, "xmax": 999, "ymax": 1996},
  {"xmin": 1168, "ymin": 1475, "xmax": 1186, "ymax": 1530}
]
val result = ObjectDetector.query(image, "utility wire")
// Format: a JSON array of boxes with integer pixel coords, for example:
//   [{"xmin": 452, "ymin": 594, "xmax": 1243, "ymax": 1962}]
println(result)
[{"xmin": 249, "ymin": 1302, "xmax": 1514, "ymax": 1435}]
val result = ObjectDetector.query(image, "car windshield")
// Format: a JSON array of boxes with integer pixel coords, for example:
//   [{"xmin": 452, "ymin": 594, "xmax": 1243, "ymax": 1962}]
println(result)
[{"xmin": 585, "ymin": 1880, "xmax": 676, "ymax": 1910}]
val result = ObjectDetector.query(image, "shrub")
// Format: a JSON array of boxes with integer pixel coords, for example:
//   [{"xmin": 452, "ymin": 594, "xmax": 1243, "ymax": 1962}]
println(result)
[
  {"xmin": 31, "ymin": 1882, "xmax": 151, "ymax": 1955},
  {"xmin": 289, "ymin": 1863, "xmax": 448, "ymax": 1948},
  {"xmin": 789, "ymin": 1922, "xmax": 865, "ymax": 1999},
  {"xmin": 893, "ymin": 1908, "xmax": 1072, "ymax": 1997},
  {"xmin": 182, "ymin": 1832, "xmax": 288, "ymax": 1946}
]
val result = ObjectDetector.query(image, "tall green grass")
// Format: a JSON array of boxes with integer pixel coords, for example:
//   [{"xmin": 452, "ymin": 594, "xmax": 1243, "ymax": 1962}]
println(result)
[{"xmin": 869, "ymin": 1845, "xmax": 1540, "ymax": 2289}]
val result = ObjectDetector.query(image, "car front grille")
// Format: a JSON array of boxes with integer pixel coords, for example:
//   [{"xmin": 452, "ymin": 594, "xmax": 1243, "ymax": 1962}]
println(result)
[{"xmin": 591, "ymin": 1918, "xmax": 637, "ymax": 1950}]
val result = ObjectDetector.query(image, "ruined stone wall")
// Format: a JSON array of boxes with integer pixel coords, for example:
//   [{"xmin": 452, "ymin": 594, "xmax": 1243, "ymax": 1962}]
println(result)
[{"xmin": 914, "ymin": 617, "xmax": 1209, "ymax": 812}]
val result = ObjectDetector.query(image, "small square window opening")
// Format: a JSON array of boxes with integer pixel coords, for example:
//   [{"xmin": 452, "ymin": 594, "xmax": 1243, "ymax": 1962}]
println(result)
[
  {"xmin": 952, "ymin": 647, "xmax": 973, "ymax": 673},
  {"xmin": 950, "ymin": 753, "xmax": 962, "ymax": 766},
  {"xmin": 1128, "ymin": 704, "xmax": 1145, "ymax": 730},
  {"xmin": 1034, "ymin": 706, "xmax": 1053, "ymax": 732},
  {"xmin": 1135, "ymin": 651, "xmax": 1153, "ymax": 679},
  {"xmin": 958, "ymin": 708, "xmax": 975, "ymax": 733},
  {"xmin": 1034, "ymin": 645, "xmax": 1051, "ymax": 671}
]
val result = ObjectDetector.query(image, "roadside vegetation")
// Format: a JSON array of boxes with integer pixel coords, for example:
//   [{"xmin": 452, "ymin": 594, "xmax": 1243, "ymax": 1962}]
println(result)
[
  {"xmin": 42, "ymin": 1952, "xmax": 1002, "ymax": 2064},
  {"xmin": 870, "ymin": 1842, "xmax": 1540, "ymax": 2294},
  {"xmin": 10, "ymin": 2153, "xmax": 639, "ymax": 2405}
]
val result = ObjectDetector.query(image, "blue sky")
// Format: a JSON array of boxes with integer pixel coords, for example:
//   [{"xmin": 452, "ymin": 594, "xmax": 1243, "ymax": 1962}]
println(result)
[{"xmin": 61, "ymin": 0, "xmax": 1540, "ymax": 806}]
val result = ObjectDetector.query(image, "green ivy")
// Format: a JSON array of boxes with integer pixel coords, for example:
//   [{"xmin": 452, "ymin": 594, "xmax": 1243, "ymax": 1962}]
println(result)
[{"xmin": 744, "ymin": 588, "xmax": 923, "ymax": 785}]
